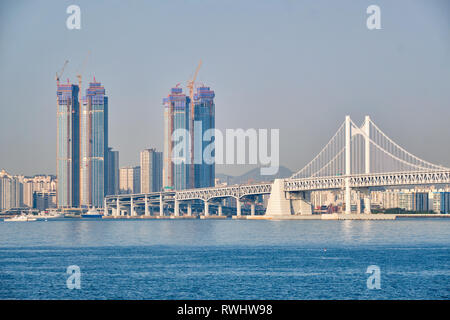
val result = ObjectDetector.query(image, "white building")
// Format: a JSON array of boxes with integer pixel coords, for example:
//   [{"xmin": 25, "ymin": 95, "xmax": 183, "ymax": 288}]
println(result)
[
  {"xmin": 140, "ymin": 149, "xmax": 162, "ymax": 193},
  {"xmin": 119, "ymin": 166, "xmax": 140, "ymax": 194}
]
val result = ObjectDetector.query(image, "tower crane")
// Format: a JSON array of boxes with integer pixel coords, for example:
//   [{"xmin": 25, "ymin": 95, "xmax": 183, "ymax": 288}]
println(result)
[
  {"xmin": 76, "ymin": 51, "xmax": 91, "ymax": 97},
  {"xmin": 187, "ymin": 60, "xmax": 202, "ymax": 188},
  {"xmin": 55, "ymin": 60, "xmax": 69, "ymax": 86}
]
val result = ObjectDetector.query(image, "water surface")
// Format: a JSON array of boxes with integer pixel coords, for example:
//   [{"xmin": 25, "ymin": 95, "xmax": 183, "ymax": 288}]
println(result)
[{"xmin": 0, "ymin": 218, "xmax": 449, "ymax": 299}]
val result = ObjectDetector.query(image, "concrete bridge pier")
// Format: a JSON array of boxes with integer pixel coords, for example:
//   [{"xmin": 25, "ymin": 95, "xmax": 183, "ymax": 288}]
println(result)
[
  {"xmin": 187, "ymin": 203, "xmax": 192, "ymax": 216},
  {"xmin": 159, "ymin": 194, "xmax": 164, "ymax": 216},
  {"xmin": 363, "ymin": 189, "xmax": 372, "ymax": 214},
  {"xmin": 130, "ymin": 197, "xmax": 137, "ymax": 216},
  {"xmin": 104, "ymin": 199, "xmax": 108, "ymax": 216},
  {"xmin": 174, "ymin": 200, "xmax": 180, "ymax": 216},
  {"xmin": 218, "ymin": 202, "xmax": 223, "ymax": 216},
  {"xmin": 356, "ymin": 191, "xmax": 362, "ymax": 214},
  {"xmin": 115, "ymin": 198, "xmax": 120, "ymax": 216},
  {"xmin": 144, "ymin": 196, "xmax": 150, "ymax": 216},
  {"xmin": 204, "ymin": 201, "xmax": 210, "ymax": 216},
  {"xmin": 236, "ymin": 198, "xmax": 242, "ymax": 216},
  {"xmin": 266, "ymin": 179, "xmax": 312, "ymax": 216}
]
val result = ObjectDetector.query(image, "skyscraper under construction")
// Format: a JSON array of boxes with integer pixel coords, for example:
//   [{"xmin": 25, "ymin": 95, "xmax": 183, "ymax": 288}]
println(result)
[
  {"xmin": 163, "ymin": 85, "xmax": 215, "ymax": 191},
  {"xmin": 56, "ymin": 81, "xmax": 80, "ymax": 208},
  {"xmin": 193, "ymin": 86, "xmax": 215, "ymax": 188},
  {"xmin": 80, "ymin": 80, "xmax": 109, "ymax": 208},
  {"xmin": 163, "ymin": 87, "xmax": 190, "ymax": 190}
]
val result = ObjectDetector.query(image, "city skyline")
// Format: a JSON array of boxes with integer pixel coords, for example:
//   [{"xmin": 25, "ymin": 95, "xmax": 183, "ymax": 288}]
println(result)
[{"xmin": 1, "ymin": 0, "xmax": 450, "ymax": 178}]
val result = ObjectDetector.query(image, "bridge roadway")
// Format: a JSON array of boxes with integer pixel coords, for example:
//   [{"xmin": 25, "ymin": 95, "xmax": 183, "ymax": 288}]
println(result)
[
  {"xmin": 104, "ymin": 170, "xmax": 450, "ymax": 217},
  {"xmin": 285, "ymin": 170, "xmax": 450, "ymax": 191},
  {"xmin": 104, "ymin": 183, "xmax": 272, "ymax": 217}
]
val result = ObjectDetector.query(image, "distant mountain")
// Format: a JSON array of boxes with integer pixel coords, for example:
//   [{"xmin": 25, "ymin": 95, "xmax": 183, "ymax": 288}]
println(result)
[{"xmin": 215, "ymin": 166, "xmax": 293, "ymax": 185}]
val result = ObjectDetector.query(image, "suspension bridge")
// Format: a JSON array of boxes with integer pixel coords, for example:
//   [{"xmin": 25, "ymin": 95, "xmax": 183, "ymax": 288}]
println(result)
[{"xmin": 104, "ymin": 116, "xmax": 450, "ymax": 218}]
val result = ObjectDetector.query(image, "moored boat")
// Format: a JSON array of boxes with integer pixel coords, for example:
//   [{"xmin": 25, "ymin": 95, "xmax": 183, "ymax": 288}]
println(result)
[
  {"xmin": 4, "ymin": 215, "xmax": 37, "ymax": 222},
  {"xmin": 81, "ymin": 207, "xmax": 103, "ymax": 218}
]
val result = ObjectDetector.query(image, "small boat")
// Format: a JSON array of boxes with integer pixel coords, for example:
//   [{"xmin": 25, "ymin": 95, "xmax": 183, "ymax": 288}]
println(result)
[
  {"xmin": 4, "ymin": 215, "xmax": 37, "ymax": 222},
  {"xmin": 37, "ymin": 210, "xmax": 63, "ymax": 219},
  {"xmin": 81, "ymin": 207, "xmax": 103, "ymax": 218}
]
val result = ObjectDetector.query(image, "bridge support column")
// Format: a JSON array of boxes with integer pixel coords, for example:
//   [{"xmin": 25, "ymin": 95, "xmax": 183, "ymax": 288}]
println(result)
[
  {"xmin": 159, "ymin": 194, "xmax": 164, "ymax": 216},
  {"xmin": 236, "ymin": 198, "xmax": 241, "ymax": 216},
  {"xmin": 130, "ymin": 197, "xmax": 136, "ymax": 216},
  {"xmin": 204, "ymin": 201, "xmax": 209, "ymax": 216},
  {"xmin": 174, "ymin": 200, "xmax": 180, "ymax": 217},
  {"xmin": 187, "ymin": 203, "xmax": 192, "ymax": 216},
  {"xmin": 115, "ymin": 198, "xmax": 120, "ymax": 216},
  {"xmin": 103, "ymin": 198, "xmax": 108, "ymax": 216},
  {"xmin": 356, "ymin": 191, "xmax": 362, "ymax": 214},
  {"xmin": 144, "ymin": 196, "xmax": 149, "ymax": 216},
  {"xmin": 104, "ymin": 198, "xmax": 108, "ymax": 215},
  {"xmin": 363, "ymin": 188, "xmax": 372, "ymax": 214},
  {"xmin": 251, "ymin": 202, "xmax": 256, "ymax": 216},
  {"xmin": 218, "ymin": 203, "xmax": 223, "ymax": 216},
  {"xmin": 364, "ymin": 196, "xmax": 372, "ymax": 214}
]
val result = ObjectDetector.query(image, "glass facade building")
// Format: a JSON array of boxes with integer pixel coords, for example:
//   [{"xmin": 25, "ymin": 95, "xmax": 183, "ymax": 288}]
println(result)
[
  {"xmin": 431, "ymin": 192, "xmax": 450, "ymax": 214},
  {"xmin": 193, "ymin": 86, "xmax": 215, "ymax": 188},
  {"xmin": 163, "ymin": 87, "xmax": 190, "ymax": 190},
  {"xmin": 80, "ymin": 81, "xmax": 108, "ymax": 208},
  {"xmin": 56, "ymin": 83, "xmax": 80, "ymax": 208},
  {"xmin": 106, "ymin": 147, "xmax": 119, "ymax": 196}
]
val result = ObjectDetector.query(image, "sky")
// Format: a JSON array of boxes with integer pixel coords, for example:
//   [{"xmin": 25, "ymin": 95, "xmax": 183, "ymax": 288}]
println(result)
[{"xmin": 0, "ymin": 0, "xmax": 449, "ymax": 177}]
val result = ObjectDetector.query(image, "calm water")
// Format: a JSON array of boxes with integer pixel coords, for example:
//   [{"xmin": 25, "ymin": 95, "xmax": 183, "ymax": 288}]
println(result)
[{"xmin": 0, "ymin": 218, "xmax": 449, "ymax": 299}]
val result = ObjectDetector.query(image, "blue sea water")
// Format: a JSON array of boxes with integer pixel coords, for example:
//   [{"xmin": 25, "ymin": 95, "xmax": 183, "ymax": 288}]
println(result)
[{"xmin": 0, "ymin": 218, "xmax": 449, "ymax": 299}]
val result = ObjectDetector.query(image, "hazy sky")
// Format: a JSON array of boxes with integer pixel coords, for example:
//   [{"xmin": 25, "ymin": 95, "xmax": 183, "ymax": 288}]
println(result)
[{"xmin": 1, "ymin": 0, "xmax": 449, "ymax": 176}]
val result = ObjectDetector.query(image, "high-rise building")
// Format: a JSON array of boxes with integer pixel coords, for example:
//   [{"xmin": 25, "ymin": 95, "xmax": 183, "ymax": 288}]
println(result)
[
  {"xmin": 431, "ymin": 192, "xmax": 450, "ymax": 214},
  {"xmin": 398, "ymin": 191, "xmax": 429, "ymax": 212},
  {"xmin": 413, "ymin": 192, "xmax": 429, "ymax": 212},
  {"xmin": 0, "ymin": 169, "xmax": 23, "ymax": 210},
  {"xmin": 80, "ymin": 80, "xmax": 109, "ymax": 208},
  {"xmin": 106, "ymin": 148, "xmax": 119, "ymax": 195},
  {"xmin": 163, "ymin": 87, "xmax": 190, "ymax": 190},
  {"xmin": 398, "ymin": 192, "xmax": 413, "ymax": 211},
  {"xmin": 33, "ymin": 191, "xmax": 57, "ymax": 211},
  {"xmin": 193, "ymin": 86, "xmax": 215, "ymax": 188},
  {"xmin": 56, "ymin": 82, "xmax": 80, "ymax": 208},
  {"xmin": 119, "ymin": 166, "xmax": 140, "ymax": 194},
  {"xmin": 20, "ymin": 175, "xmax": 57, "ymax": 207},
  {"xmin": 22, "ymin": 180, "xmax": 34, "ymax": 207},
  {"xmin": 140, "ymin": 149, "xmax": 163, "ymax": 193}
]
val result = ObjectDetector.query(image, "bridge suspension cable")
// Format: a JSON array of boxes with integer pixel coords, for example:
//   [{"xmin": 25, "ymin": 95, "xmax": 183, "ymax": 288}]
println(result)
[
  {"xmin": 291, "ymin": 121, "xmax": 346, "ymax": 179},
  {"xmin": 291, "ymin": 116, "xmax": 448, "ymax": 179}
]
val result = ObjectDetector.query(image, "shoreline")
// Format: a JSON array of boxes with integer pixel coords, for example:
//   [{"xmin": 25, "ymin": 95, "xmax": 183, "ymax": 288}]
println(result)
[
  {"xmin": 2, "ymin": 213, "xmax": 449, "ymax": 221},
  {"xmin": 97, "ymin": 213, "xmax": 450, "ymax": 220}
]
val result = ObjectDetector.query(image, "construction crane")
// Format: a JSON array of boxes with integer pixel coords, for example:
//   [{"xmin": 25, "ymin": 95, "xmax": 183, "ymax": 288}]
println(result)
[
  {"xmin": 76, "ymin": 51, "xmax": 91, "ymax": 97},
  {"xmin": 187, "ymin": 59, "xmax": 202, "ymax": 100},
  {"xmin": 187, "ymin": 60, "xmax": 202, "ymax": 188},
  {"xmin": 55, "ymin": 60, "xmax": 69, "ymax": 86}
]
